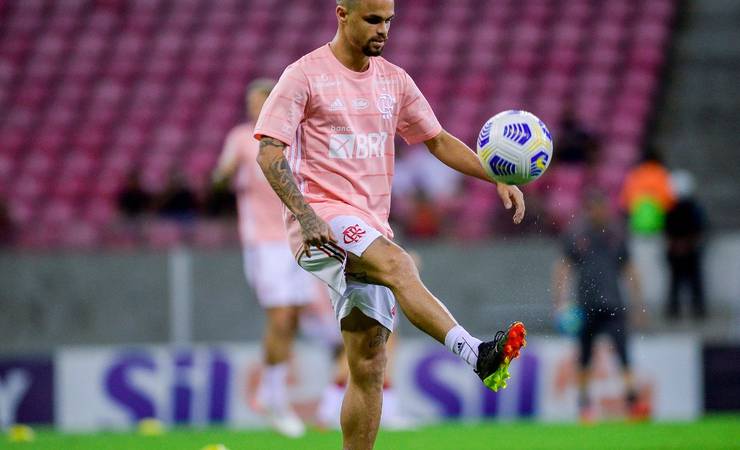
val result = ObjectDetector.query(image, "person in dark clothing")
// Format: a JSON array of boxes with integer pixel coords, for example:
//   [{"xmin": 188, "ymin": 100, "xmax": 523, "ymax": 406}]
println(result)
[
  {"xmin": 552, "ymin": 190, "xmax": 646, "ymax": 421},
  {"xmin": 557, "ymin": 109, "xmax": 599, "ymax": 166},
  {"xmin": 203, "ymin": 179, "xmax": 237, "ymax": 218},
  {"xmin": 665, "ymin": 170, "xmax": 708, "ymax": 319},
  {"xmin": 0, "ymin": 199, "xmax": 15, "ymax": 245},
  {"xmin": 156, "ymin": 174, "xmax": 199, "ymax": 222},
  {"xmin": 117, "ymin": 172, "xmax": 152, "ymax": 218}
]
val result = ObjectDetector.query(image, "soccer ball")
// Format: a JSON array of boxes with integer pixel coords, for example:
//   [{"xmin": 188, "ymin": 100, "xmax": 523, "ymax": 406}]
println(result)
[{"xmin": 476, "ymin": 110, "xmax": 553, "ymax": 185}]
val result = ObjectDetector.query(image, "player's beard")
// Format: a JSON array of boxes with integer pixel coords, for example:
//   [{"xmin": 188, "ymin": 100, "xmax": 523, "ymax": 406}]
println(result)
[{"xmin": 362, "ymin": 39, "xmax": 385, "ymax": 57}]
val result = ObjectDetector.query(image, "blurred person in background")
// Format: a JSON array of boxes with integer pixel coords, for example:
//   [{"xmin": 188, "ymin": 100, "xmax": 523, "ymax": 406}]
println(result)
[
  {"xmin": 155, "ymin": 172, "xmax": 199, "ymax": 223},
  {"xmin": 0, "ymin": 199, "xmax": 15, "ymax": 245},
  {"xmin": 214, "ymin": 79, "xmax": 318, "ymax": 437},
  {"xmin": 404, "ymin": 188, "xmax": 442, "ymax": 239},
  {"xmin": 557, "ymin": 108, "xmax": 600, "ymax": 169},
  {"xmin": 203, "ymin": 177, "xmax": 237, "ymax": 218},
  {"xmin": 552, "ymin": 190, "xmax": 648, "ymax": 422},
  {"xmin": 117, "ymin": 171, "xmax": 152, "ymax": 219},
  {"xmin": 619, "ymin": 147, "xmax": 676, "ymax": 235},
  {"xmin": 664, "ymin": 170, "xmax": 708, "ymax": 319},
  {"xmin": 391, "ymin": 143, "xmax": 461, "ymax": 239}
]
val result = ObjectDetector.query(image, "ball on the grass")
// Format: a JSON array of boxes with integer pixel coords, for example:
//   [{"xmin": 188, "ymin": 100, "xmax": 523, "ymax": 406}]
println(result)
[
  {"xmin": 7, "ymin": 424, "xmax": 35, "ymax": 442},
  {"xmin": 137, "ymin": 418, "xmax": 165, "ymax": 436}
]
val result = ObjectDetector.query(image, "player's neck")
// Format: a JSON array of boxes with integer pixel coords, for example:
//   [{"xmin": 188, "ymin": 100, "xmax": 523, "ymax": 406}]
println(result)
[{"xmin": 329, "ymin": 34, "xmax": 370, "ymax": 72}]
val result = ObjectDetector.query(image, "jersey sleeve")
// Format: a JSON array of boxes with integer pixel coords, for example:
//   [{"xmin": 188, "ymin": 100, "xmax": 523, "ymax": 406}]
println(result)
[
  {"xmin": 253, "ymin": 64, "xmax": 309, "ymax": 146},
  {"xmin": 396, "ymin": 71, "xmax": 442, "ymax": 145}
]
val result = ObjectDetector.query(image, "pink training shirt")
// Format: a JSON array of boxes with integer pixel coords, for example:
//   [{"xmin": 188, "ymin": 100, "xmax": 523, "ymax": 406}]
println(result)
[
  {"xmin": 222, "ymin": 123, "xmax": 288, "ymax": 246},
  {"xmin": 254, "ymin": 44, "xmax": 441, "ymax": 252}
]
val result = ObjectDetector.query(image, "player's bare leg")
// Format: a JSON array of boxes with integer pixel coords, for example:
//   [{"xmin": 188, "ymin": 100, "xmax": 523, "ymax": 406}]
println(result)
[
  {"xmin": 577, "ymin": 367, "xmax": 595, "ymax": 422},
  {"xmin": 258, "ymin": 305, "xmax": 305, "ymax": 437},
  {"xmin": 346, "ymin": 238, "xmax": 454, "ymax": 343},
  {"xmin": 263, "ymin": 306, "xmax": 301, "ymax": 364},
  {"xmin": 340, "ymin": 308, "xmax": 388, "ymax": 450},
  {"xmin": 345, "ymin": 236, "xmax": 526, "ymax": 391}
]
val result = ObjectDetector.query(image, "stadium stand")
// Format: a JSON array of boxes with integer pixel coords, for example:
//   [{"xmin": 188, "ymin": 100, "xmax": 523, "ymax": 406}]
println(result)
[{"xmin": 0, "ymin": 0, "xmax": 675, "ymax": 248}]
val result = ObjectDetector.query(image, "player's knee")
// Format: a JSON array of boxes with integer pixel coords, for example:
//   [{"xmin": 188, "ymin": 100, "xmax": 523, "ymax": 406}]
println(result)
[
  {"xmin": 348, "ymin": 345, "xmax": 387, "ymax": 389},
  {"xmin": 267, "ymin": 309, "xmax": 298, "ymax": 338},
  {"xmin": 379, "ymin": 250, "xmax": 418, "ymax": 291}
]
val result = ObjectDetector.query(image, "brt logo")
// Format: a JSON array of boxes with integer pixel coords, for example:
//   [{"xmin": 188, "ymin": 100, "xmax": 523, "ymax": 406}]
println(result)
[{"xmin": 328, "ymin": 132, "xmax": 388, "ymax": 159}]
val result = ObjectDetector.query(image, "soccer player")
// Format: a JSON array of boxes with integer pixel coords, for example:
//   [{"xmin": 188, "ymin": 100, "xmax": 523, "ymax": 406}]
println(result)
[
  {"xmin": 254, "ymin": 1, "xmax": 527, "ymax": 448},
  {"xmin": 214, "ymin": 79, "xmax": 318, "ymax": 438},
  {"xmin": 552, "ymin": 190, "xmax": 647, "ymax": 421}
]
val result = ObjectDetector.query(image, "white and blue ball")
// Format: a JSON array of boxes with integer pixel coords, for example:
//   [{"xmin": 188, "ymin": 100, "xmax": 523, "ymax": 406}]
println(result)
[{"xmin": 476, "ymin": 110, "xmax": 553, "ymax": 185}]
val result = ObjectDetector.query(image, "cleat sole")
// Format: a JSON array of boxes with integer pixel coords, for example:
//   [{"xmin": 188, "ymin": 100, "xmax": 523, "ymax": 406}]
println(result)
[{"xmin": 483, "ymin": 322, "xmax": 527, "ymax": 392}]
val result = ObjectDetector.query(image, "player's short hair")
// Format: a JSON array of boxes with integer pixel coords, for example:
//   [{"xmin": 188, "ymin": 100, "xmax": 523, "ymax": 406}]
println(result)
[
  {"xmin": 336, "ymin": 0, "xmax": 359, "ymax": 12},
  {"xmin": 246, "ymin": 78, "xmax": 275, "ymax": 99}
]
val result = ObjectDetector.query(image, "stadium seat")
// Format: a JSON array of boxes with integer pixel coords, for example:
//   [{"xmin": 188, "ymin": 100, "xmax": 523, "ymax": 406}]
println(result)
[{"xmin": 0, "ymin": 0, "xmax": 676, "ymax": 248}]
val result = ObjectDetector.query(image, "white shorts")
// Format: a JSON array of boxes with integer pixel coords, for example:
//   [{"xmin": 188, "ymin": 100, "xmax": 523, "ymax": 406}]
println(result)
[
  {"xmin": 297, "ymin": 215, "xmax": 397, "ymax": 331},
  {"xmin": 298, "ymin": 285, "xmax": 344, "ymax": 347},
  {"xmin": 243, "ymin": 242, "xmax": 317, "ymax": 308}
]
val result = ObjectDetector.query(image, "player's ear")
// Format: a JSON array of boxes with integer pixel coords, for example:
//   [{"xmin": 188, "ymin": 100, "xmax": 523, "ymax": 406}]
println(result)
[{"xmin": 336, "ymin": 4, "xmax": 349, "ymax": 23}]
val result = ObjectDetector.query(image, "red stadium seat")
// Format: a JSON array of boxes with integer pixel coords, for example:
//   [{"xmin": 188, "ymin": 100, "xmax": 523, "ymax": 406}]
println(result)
[{"xmin": 0, "ymin": 0, "xmax": 676, "ymax": 247}]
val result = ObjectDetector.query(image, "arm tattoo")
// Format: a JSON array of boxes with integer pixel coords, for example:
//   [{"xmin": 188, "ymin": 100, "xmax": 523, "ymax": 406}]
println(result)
[{"xmin": 258, "ymin": 137, "xmax": 313, "ymax": 220}]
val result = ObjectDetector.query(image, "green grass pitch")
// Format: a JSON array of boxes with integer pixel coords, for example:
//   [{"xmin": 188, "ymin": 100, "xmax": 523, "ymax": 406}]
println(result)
[{"xmin": 4, "ymin": 416, "xmax": 738, "ymax": 450}]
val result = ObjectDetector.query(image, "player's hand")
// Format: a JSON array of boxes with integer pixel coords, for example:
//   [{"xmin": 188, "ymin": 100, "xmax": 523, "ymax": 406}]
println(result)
[
  {"xmin": 496, "ymin": 183, "xmax": 525, "ymax": 224},
  {"xmin": 297, "ymin": 211, "xmax": 337, "ymax": 257}
]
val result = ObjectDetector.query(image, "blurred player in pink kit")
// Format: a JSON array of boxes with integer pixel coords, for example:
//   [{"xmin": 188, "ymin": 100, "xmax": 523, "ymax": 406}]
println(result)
[
  {"xmin": 214, "ymin": 79, "xmax": 318, "ymax": 438},
  {"xmin": 255, "ymin": 1, "xmax": 528, "ymax": 449}
]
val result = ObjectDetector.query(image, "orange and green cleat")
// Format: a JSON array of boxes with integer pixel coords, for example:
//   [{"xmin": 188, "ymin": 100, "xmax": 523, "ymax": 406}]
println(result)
[{"xmin": 475, "ymin": 322, "xmax": 527, "ymax": 392}]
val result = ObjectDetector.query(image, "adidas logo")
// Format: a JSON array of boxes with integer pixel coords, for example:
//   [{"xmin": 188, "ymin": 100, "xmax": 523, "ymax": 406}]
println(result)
[
  {"xmin": 457, "ymin": 342, "xmax": 464, "ymax": 352},
  {"xmin": 329, "ymin": 98, "xmax": 346, "ymax": 111}
]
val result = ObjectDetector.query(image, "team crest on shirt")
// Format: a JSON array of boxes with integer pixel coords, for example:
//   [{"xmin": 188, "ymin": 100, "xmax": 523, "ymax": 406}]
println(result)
[
  {"xmin": 343, "ymin": 224, "xmax": 367, "ymax": 244},
  {"xmin": 376, "ymin": 93, "xmax": 396, "ymax": 119}
]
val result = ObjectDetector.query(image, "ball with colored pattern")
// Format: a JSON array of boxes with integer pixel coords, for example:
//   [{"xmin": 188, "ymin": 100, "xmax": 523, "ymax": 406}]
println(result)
[{"xmin": 476, "ymin": 110, "xmax": 554, "ymax": 185}]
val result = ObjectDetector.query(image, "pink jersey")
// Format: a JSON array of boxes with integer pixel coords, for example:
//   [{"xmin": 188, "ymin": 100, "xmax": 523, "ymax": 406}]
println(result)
[
  {"xmin": 254, "ymin": 44, "xmax": 441, "ymax": 252},
  {"xmin": 222, "ymin": 123, "xmax": 288, "ymax": 246}
]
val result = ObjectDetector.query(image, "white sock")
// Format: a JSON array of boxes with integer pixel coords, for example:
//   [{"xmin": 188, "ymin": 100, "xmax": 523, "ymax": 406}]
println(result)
[
  {"xmin": 381, "ymin": 387, "xmax": 399, "ymax": 421},
  {"xmin": 317, "ymin": 383, "xmax": 345, "ymax": 428},
  {"xmin": 258, "ymin": 363, "xmax": 289, "ymax": 411},
  {"xmin": 444, "ymin": 325, "xmax": 482, "ymax": 369}
]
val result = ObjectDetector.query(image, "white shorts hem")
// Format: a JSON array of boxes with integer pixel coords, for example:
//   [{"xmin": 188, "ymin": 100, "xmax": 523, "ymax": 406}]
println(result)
[{"xmin": 337, "ymin": 302, "xmax": 395, "ymax": 332}]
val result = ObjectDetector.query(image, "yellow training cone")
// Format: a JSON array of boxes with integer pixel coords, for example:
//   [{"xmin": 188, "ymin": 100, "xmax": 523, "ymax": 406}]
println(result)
[{"xmin": 201, "ymin": 444, "xmax": 229, "ymax": 450}]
